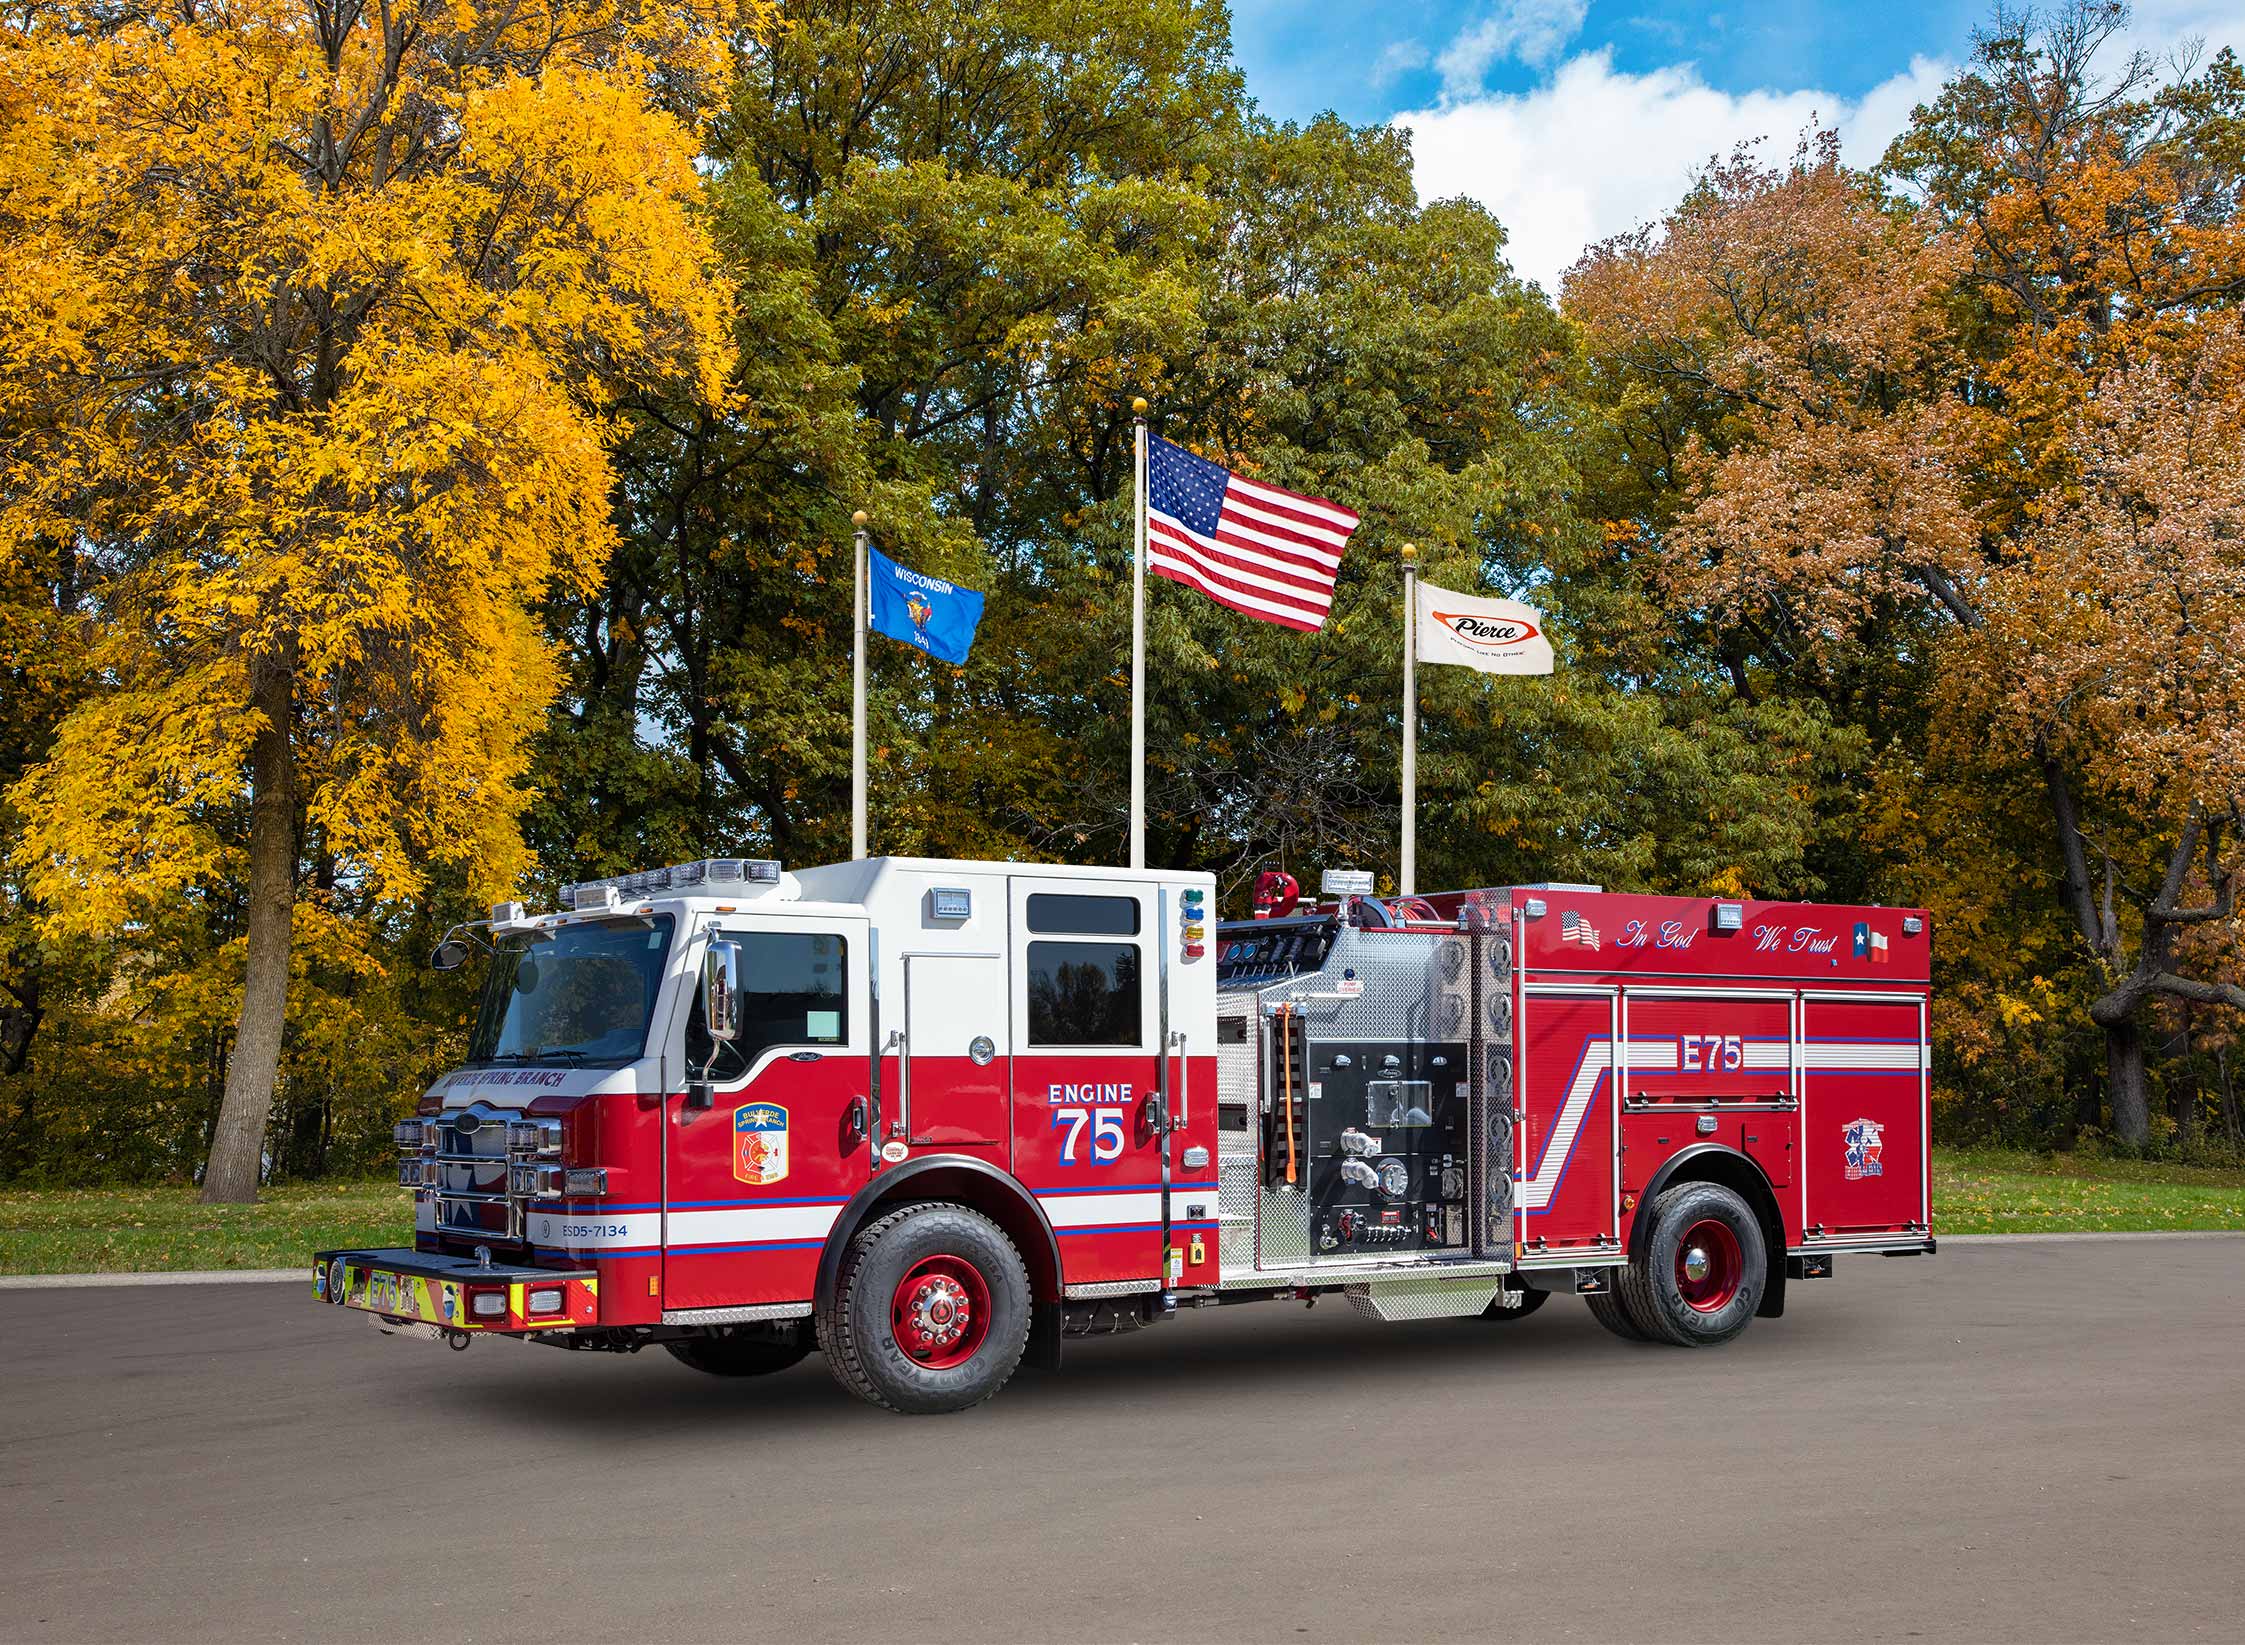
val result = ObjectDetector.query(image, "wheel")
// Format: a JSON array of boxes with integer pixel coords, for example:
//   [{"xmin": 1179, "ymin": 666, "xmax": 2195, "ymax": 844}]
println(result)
[
  {"xmin": 1617, "ymin": 1180, "xmax": 1767, "ymax": 1347},
  {"xmin": 664, "ymin": 1330, "xmax": 811, "ymax": 1377},
  {"xmin": 819, "ymin": 1201, "xmax": 1031, "ymax": 1414},
  {"xmin": 1481, "ymin": 1286, "xmax": 1549, "ymax": 1321},
  {"xmin": 1584, "ymin": 1285, "xmax": 1652, "ymax": 1341}
]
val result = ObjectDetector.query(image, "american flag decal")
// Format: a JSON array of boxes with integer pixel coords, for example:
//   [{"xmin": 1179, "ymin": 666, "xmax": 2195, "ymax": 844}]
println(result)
[
  {"xmin": 1145, "ymin": 434, "xmax": 1358, "ymax": 631},
  {"xmin": 1560, "ymin": 909, "xmax": 1600, "ymax": 949}
]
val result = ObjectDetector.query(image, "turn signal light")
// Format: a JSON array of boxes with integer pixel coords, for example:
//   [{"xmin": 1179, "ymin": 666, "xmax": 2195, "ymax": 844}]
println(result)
[
  {"xmin": 526, "ymin": 1288, "xmax": 565, "ymax": 1316},
  {"xmin": 469, "ymin": 1292, "xmax": 508, "ymax": 1320}
]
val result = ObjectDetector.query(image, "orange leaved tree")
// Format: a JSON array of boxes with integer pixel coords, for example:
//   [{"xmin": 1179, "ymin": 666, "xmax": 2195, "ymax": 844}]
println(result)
[{"xmin": 0, "ymin": 0, "xmax": 746, "ymax": 1199}]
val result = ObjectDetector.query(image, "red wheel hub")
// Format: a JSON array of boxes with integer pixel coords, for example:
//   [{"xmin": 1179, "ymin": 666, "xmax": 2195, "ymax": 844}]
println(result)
[
  {"xmin": 891, "ymin": 1254, "xmax": 992, "ymax": 1369},
  {"xmin": 1674, "ymin": 1218, "xmax": 1743, "ymax": 1312}
]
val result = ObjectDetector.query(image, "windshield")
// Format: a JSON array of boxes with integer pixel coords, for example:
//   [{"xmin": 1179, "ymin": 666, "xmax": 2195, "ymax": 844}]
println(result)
[{"xmin": 467, "ymin": 916, "xmax": 675, "ymax": 1066}]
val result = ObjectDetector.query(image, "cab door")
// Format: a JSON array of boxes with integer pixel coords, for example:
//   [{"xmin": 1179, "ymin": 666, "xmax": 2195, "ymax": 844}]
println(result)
[
  {"xmin": 1007, "ymin": 877, "xmax": 1165, "ymax": 1288},
  {"xmin": 663, "ymin": 914, "xmax": 871, "ymax": 1312}
]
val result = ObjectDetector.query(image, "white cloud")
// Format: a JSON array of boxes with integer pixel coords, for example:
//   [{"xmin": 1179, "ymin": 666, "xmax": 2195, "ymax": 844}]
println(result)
[
  {"xmin": 1436, "ymin": 0, "xmax": 1591, "ymax": 99},
  {"xmin": 1371, "ymin": 37, "xmax": 1432, "ymax": 92},
  {"xmin": 1402, "ymin": 49, "xmax": 1950, "ymax": 293},
  {"xmin": 1401, "ymin": 4, "xmax": 2245, "ymax": 297}
]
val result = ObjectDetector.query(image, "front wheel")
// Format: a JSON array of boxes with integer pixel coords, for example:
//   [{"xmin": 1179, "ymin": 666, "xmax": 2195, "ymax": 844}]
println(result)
[
  {"xmin": 1617, "ymin": 1180, "xmax": 1767, "ymax": 1347},
  {"xmin": 820, "ymin": 1201, "xmax": 1031, "ymax": 1414}
]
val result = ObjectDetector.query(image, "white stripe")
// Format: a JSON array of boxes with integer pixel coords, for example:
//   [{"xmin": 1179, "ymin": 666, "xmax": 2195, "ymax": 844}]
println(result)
[
  {"xmin": 1221, "ymin": 491, "xmax": 1354, "ymax": 551},
  {"xmin": 1803, "ymin": 1043, "xmax": 1926, "ymax": 1070},
  {"xmin": 1149, "ymin": 519, "xmax": 1335, "ymax": 610},
  {"xmin": 1152, "ymin": 509, "xmax": 1342, "ymax": 592},
  {"xmin": 1226, "ymin": 471, "xmax": 1360, "ymax": 530},
  {"xmin": 1623, "ymin": 1039, "xmax": 1679, "ymax": 1070},
  {"xmin": 525, "ymin": 1210, "xmax": 665, "ymax": 1250},
  {"xmin": 1149, "ymin": 546, "xmax": 1329, "ymax": 627},
  {"xmin": 1521, "ymin": 1042, "xmax": 1609, "ymax": 1211},
  {"xmin": 667, "ymin": 1203, "xmax": 844, "ymax": 1246},
  {"xmin": 1209, "ymin": 507, "xmax": 1346, "ymax": 570}
]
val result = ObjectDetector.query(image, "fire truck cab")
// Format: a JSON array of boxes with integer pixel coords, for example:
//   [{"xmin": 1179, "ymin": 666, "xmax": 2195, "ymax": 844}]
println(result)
[{"xmin": 316, "ymin": 855, "xmax": 1933, "ymax": 1413}]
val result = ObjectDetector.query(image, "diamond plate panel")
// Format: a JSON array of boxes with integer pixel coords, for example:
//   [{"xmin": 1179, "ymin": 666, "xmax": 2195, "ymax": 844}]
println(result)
[
  {"xmin": 1342, "ymin": 1276, "xmax": 1515, "ymax": 1321},
  {"xmin": 1260, "ymin": 1183, "xmax": 1313, "ymax": 1265}
]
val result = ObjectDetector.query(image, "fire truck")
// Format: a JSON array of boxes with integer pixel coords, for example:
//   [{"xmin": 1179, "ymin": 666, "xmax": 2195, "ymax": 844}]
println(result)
[{"xmin": 315, "ymin": 855, "xmax": 1934, "ymax": 1413}]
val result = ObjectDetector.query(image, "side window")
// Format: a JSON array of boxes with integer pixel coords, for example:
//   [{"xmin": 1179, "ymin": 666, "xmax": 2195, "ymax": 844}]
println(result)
[
  {"xmin": 686, "ymin": 930, "xmax": 849, "ymax": 1077},
  {"xmin": 1026, "ymin": 893, "xmax": 1141, "ymax": 936},
  {"xmin": 1027, "ymin": 940, "xmax": 1142, "ymax": 1046}
]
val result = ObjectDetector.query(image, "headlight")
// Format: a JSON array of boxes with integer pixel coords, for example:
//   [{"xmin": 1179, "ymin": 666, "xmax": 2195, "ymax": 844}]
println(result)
[{"xmin": 505, "ymin": 1119, "xmax": 562, "ymax": 1156}]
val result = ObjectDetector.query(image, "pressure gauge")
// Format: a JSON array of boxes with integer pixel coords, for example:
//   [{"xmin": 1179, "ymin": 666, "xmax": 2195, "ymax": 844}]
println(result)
[{"xmin": 1378, "ymin": 1157, "xmax": 1410, "ymax": 1198}]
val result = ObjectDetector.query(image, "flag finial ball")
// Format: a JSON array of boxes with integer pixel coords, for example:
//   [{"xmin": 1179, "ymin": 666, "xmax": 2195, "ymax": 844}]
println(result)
[
  {"xmin": 1401, "ymin": 541, "xmax": 1417, "ymax": 560},
  {"xmin": 851, "ymin": 510, "xmax": 868, "ymax": 528},
  {"xmin": 1132, "ymin": 397, "xmax": 1149, "ymax": 415}
]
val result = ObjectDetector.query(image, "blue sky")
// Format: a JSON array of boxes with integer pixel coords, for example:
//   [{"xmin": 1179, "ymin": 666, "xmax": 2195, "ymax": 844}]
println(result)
[{"xmin": 1227, "ymin": 0, "xmax": 2245, "ymax": 292}]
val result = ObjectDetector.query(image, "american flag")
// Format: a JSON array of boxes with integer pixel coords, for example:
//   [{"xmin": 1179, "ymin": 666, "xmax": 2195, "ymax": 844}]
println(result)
[
  {"xmin": 1146, "ymin": 434, "xmax": 1359, "ymax": 632},
  {"xmin": 1560, "ymin": 909, "xmax": 1600, "ymax": 949}
]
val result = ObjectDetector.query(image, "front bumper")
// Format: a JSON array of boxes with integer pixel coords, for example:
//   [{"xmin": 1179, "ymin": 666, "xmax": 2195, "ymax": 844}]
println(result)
[{"xmin": 314, "ymin": 1248, "xmax": 599, "ymax": 1333}]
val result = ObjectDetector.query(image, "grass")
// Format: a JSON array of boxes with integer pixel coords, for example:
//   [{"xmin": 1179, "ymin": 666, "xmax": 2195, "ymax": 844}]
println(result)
[
  {"xmin": 0, "ymin": 1180, "xmax": 413, "ymax": 1276},
  {"xmin": 3, "ymin": 1150, "xmax": 2242, "ymax": 1274},
  {"xmin": 1931, "ymin": 1147, "xmax": 2245, "ymax": 1235}
]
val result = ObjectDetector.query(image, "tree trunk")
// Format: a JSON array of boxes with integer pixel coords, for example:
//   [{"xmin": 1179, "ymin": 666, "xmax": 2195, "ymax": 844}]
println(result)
[
  {"xmin": 2218, "ymin": 1046, "xmax": 2241, "ymax": 1149},
  {"xmin": 200, "ymin": 661, "xmax": 296, "ymax": 1204},
  {"xmin": 2104, "ymin": 1017, "xmax": 2149, "ymax": 1148}
]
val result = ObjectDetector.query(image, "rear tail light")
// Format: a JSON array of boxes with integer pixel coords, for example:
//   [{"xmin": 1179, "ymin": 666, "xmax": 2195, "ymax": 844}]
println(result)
[
  {"xmin": 526, "ymin": 1288, "xmax": 565, "ymax": 1316},
  {"xmin": 469, "ymin": 1292, "xmax": 507, "ymax": 1320}
]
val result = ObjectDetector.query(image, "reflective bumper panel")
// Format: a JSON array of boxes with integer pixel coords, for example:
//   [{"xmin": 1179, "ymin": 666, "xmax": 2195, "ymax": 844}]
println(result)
[{"xmin": 313, "ymin": 1248, "xmax": 599, "ymax": 1332}]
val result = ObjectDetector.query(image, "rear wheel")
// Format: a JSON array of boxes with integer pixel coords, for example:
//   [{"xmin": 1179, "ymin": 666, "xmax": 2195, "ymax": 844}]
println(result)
[
  {"xmin": 1617, "ymin": 1180, "xmax": 1766, "ymax": 1347},
  {"xmin": 1584, "ymin": 1286, "xmax": 1651, "ymax": 1341},
  {"xmin": 664, "ymin": 1329, "xmax": 811, "ymax": 1377},
  {"xmin": 820, "ymin": 1201, "xmax": 1031, "ymax": 1414},
  {"xmin": 1481, "ymin": 1286, "xmax": 1549, "ymax": 1322}
]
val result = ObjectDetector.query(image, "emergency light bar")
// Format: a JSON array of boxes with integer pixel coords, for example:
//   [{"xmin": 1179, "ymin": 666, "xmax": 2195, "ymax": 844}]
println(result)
[
  {"xmin": 561, "ymin": 858, "xmax": 781, "ymax": 909},
  {"xmin": 1320, "ymin": 869, "xmax": 1375, "ymax": 897}
]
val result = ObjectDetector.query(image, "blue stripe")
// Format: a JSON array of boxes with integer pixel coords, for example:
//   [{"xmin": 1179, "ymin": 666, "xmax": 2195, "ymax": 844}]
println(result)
[
  {"xmin": 1055, "ymin": 1220, "xmax": 1218, "ymax": 1237},
  {"xmin": 666, "ymin": 1194, "xmax": 853, "ymax": 1209},
  {"xmin": 665, "ymin": 1240, "xmax": 827, "ymax": 1256},
  {"xmin": 1031, "ymin": 1181, "xmax": 1219, "ymax": 1197}
]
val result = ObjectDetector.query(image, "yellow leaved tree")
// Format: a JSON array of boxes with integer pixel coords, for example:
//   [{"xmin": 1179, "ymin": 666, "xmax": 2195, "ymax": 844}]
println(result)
[{"xmin": 0, "ymin": 0, "xmax": 750, "ymax": 1199}]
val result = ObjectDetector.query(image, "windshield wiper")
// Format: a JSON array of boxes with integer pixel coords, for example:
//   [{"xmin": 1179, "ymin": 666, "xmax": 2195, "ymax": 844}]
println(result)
[{"xmin": 484, "ymin": 1050, "xmax": 590, "ymax": 1065}]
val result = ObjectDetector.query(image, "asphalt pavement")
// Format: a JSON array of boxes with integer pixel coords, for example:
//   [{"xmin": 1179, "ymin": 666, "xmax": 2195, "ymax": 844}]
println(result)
[{"xmin": 3, "ymin": 1236, "xmax": 2241, "ymax": 1643}]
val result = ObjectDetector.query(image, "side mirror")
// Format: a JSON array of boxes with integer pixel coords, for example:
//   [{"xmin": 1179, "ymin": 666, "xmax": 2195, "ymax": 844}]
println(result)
[
  {"xmin": 703, "ymin": 940, "xmax": 742, "ymax": 1043},
  {"xmin": 430, "ymin": 938, "xmax": 472, "ymax": 972}
]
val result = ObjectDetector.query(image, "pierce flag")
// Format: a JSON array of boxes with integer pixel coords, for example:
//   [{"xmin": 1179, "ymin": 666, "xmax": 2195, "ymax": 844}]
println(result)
[
  {"xmin": 1414, "ymin": 580, "xmax": 1554, "ymax": 675},
  {"xmin": 867, "ymin": 545, "xmax": 984, "ymax": 666}
]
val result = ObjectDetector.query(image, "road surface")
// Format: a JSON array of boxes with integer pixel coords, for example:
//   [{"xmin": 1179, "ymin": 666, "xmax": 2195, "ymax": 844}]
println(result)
[{"xmin": 3, "ymin": 1236, "xmax": 2241, "ymax": 1642}]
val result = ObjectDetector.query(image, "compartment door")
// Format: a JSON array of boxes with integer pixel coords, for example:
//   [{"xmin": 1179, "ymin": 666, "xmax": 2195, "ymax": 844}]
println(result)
[
  {"xmin": 1517, "ymin": 987, "xmax": 1619, "ymax": 1254},
  {"xmin": 901, "ymin": 951, "xmax": 1008, "ymax": 1159},
  {"xmin": 1800, "ymin": 994, "xmax": 1929, "ymax": 1238}
]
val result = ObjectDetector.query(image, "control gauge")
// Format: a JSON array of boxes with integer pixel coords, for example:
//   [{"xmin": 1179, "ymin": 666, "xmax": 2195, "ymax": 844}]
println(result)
[{"xmin": 1377, "ymin": 1157, "xmax": 1410, "ymax": 1198}]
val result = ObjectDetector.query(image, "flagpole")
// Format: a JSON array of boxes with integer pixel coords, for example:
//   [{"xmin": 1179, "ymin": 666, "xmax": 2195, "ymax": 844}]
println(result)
[
  {"xmin": 1400, "ymin": 541, "xmax": 1417, "ymax": 896},
  {"xmin": 851, "ymin": 510, "xmax": 869, "ymax": 861},
  {"xmin": 1130, "ymin": 396, "xmax": 1149, "ymax": 870}
]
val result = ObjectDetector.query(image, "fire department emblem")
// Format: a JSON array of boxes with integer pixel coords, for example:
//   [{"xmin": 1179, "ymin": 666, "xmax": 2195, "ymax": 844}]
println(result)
[
  {"xmin": 1842, "ymin": 1117, "xmax": 1884, "ymax": 1180},
  {"xmin": 733, "ymin": 1103, "xmax": 790, "ymax": 1185}
]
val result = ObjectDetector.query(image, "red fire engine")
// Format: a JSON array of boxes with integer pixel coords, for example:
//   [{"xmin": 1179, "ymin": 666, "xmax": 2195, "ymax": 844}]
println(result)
[{"xmin": 316, "ymin": 856, "xmax": 1934, "ymax": 1413}]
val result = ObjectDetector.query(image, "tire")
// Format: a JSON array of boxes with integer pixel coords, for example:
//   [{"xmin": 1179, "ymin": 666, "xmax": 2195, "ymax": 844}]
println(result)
[
  {"xmin": 1617, "ymin": 1180, "xmax": 1767, "ymax": 1348},
  {"xmin": 1481, "ymin": 1286, "xmax": 1549, "ymax": 1321},
  {"xmin": 819, "ymin": 1201, "xmax": 1032, "ymax": 1414},
  {"xmin": 664, "ymin": 1330, "xmax": 811, "ymax": 1377},
  {"xmin": 1584, "ymin": 1286, "xmax": 1652, "ymax": 1341}
]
